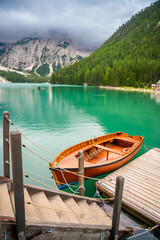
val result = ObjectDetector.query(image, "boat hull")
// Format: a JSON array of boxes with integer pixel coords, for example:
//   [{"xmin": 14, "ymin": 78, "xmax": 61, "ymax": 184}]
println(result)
[{"xmin": 50, "ymin": 132, "xmax": 144, "ymax": 188}]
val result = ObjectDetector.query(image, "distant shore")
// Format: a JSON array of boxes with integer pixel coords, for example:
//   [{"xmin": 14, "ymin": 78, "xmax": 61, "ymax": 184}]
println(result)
[{"xmin": 99, "ymin": 86, "xmax": 155, "ymax": 93}]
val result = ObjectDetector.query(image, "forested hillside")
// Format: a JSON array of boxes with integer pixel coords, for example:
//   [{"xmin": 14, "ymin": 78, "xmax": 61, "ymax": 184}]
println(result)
[
  {"xmin": 50, "ymin": 1, "xmax": 160, "ymax": 88},
  {"xmin": 0, "ymin": 70, "xmax": 49, "ymax": 83}
]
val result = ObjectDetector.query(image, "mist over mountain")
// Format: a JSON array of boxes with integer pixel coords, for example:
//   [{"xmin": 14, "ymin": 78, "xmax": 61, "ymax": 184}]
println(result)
[
  {"xmin": 51, "ymin": 1, "xmax": 160, "ymax": 87},
  {"xmin": 0, "ymin": 37, "xmax": 90, "ymax": 76}
]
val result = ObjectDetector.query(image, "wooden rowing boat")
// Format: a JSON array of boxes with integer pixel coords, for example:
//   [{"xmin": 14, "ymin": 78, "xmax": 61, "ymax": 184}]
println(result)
[{"xmin": 49, "ymin": 132, "xmax": 144, "ymax": 189}]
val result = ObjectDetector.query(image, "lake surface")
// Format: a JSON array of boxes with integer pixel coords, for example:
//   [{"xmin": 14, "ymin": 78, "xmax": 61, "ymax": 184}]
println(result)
[{"xmin": 0, "ymin": 83, "xmax": 160, "ymax": 239}]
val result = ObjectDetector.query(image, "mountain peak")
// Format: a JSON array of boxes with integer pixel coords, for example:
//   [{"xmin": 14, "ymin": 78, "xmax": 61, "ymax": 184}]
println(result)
[{"xmin": 0, "ymin": 37, "xmax": 90, "ymax": 76}]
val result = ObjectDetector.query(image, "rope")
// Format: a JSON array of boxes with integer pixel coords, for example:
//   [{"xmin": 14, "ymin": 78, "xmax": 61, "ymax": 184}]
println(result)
[
  {"xmin": 22, "ymin": 144, "xmax": 51, "ymax": 163},
  {"xmin": 8, "ymin": 117, "xmax": 113, "ymax": 184},
  {"xmin": 23, "ymin": 168, "xmax": 79, "ymax": 189},
  {"xmin": 148, "ymin": 224, "xmax": 159, "ymax": 232},
  {"xmin": 94, "ymin": 186, "xmax": 105, "ymax": 206},
  {"xmin": 143, "ymin": 143, "xmax": 149, "ymax": 151},
  {"xmin": 127, "ymin": 229, "xmax": 149, "ymax": 239},
  {"xmin": 23, "ymin": 173, "xmax": 109, "ymax": 201},
  {"xmin": 127, "ymin": 224, "xmax": 159, "ymax": 239},
  {"xmin": 60, "ymin": 169, "xmax": 79, "ymax": 194},
  {"xmin": 25, "ymin": 201, "xmax": 99, "ymax": 217},
  {"xmin": 23, "ymin": 153, "xmax": 49, "ymax": 168},
  {"xmin": 25, "ymin": 201, "xmax": 72, "ymax": 214},
  {"xmin": 7, "ymin": 118, "xmax": 57, "ymax": 157},
  {"xmin": 23, "ymin": 173, "xmax": 66, "ymax": 193},
  {"xmin": 7, "ymin": 117, "xmax": 107, "ymax": 163},
  {"xmin": 53, "ymin": 163, "xmax": 112, "ymax": 182},
  {"xmin": 23, "ymin": 169, "xmax": 54, "ymax": 182}
]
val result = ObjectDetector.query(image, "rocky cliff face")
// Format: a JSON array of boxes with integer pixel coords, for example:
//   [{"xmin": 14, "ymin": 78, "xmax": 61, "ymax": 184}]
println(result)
[{"xmin": 0, "ymin": 38, "xmax": 90, "ymax": 76}]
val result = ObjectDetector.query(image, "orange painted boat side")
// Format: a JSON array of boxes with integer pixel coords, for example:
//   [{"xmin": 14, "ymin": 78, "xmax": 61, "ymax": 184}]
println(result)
[{"xmin": 49, "ymin": 132, "xmax": 144, "ymax": 187}]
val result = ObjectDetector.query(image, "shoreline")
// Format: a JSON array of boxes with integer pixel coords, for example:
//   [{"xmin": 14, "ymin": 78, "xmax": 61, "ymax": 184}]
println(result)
[
  {"xmin": 99, "ymin": 86, "xmax": 156, "ymax": 93},
  {"xmin": 0, "ymin": 76, "xmax": 11, "ymax": 83}
]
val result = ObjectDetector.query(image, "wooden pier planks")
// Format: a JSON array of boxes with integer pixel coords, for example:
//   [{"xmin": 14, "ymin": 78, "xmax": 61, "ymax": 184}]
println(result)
[{"xmin": 96, "ymin": 148, "xmax": 160, "ymax": 225}]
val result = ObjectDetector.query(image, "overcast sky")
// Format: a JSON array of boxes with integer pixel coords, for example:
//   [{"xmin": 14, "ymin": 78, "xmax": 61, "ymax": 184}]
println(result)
[{"xmin": 0, "ymin": 0, "xmax": 156, "ymax": 50}]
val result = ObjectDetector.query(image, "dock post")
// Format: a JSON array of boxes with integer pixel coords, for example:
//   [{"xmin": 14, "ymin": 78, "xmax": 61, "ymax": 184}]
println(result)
[
  {"xmin": 3, "ymin": 111, "xmax": 10, "ymax": 178},
  {"xmin": 10, "ymin": 131, "xmax": 26, "ymax": 239},
  {"xmin": 78, "ymin": 150, "xmax": 85, "ymax": 196},
  {"xmin": 110, "ymin": 176, "xmax": 124, "ymax": 240}
]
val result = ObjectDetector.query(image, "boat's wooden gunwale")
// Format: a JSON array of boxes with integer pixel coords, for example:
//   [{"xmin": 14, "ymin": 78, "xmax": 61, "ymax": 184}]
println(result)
[
  {"xmin": 53, "ymin": 132, "xmax": 123, "ymax": 164},
  {"xmin": 52, "ymin": 132, "xmax": 141, "ymax": 166},
  {"xmin": 51, "ymin": 140, "xmax": 144, "ymax": 171},
  {"xmin": 52, "ymin": 142, "xmax": 143, "ymax": 187},
  {"xmin": 50, "ymin": 133, "xmax": 144, "ymax": 187}
]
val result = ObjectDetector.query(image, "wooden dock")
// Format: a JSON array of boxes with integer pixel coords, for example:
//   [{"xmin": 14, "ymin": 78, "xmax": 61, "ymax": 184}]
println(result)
[
  {"xmin": 0, "ymin": 177, "xmax": 132, "ymax": 240},
  {"xmin": 96, "ymin": 148, "xmax": 160, "ymax": 226}
]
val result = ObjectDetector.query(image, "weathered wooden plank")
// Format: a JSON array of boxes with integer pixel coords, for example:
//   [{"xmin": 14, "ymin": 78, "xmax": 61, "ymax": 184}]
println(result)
[
  {"xmin": 110, "ymin": 176, "xmax": 124, "ymax": 240},
  {"xmin": 103, "ymin": 171, "xmax": 160, "ymax": 195},
  {"xmin": 97, "ymin": 148, "xmax": 160, "ymax": 226},
  {"xmin": 48, "ymin": 194, "xmax": 78, "ymax": 223},
  {"xmin": 3, "ymin": 111, "xmax": 10, "ymax": 178},
  {"xmin": 89, "ymin": 202, "xmax": 112, "ymax": 226},
  {"xmin": 98, "ymin": 183, "xmax": 160, "ymax": 225},
  {"xmin": 98, "ymin": 182, "xmax": 160, "ymax": 220},
  {"xmin": 78, "ymin": 151, "xmax": 84, "ymax": 196},
  {"xmin": 64, "ymin": 197, "xmax": 94, "ymax": 225},
  {"xmin": 29, "ymin": 191, "xmax": 60, "ymax": 222},
  {"xmin": 99, "ymin": 181, "xmax": 160, "ymax": 212},
  {"xmin": 24, "ymin": 188, "xmax": 40, "ymax": 221},
  {"xmin": 122, "ymin": 165, "xmax": 160, "ymax": 179},
  {"xmin": 10, "ymin": 131, "xmax": 26, "ymax": 236},
  {"xmin": 77, "ymin": 200, "xmax": 105, "ymax": 225},
  {"xmin": 0, "ymin": 183, "xmax": 14, "ymax": 217}
]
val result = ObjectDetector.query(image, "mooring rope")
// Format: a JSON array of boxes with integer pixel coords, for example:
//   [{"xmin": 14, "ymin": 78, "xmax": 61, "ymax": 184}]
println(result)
[
  {"xmin": 25, "ymin": 201, "xmax": 99, "ymax": 217},
  {"xmin": 53, "ymin": 163, "xmax": 112, "ymax": 182},
  {"xmin": 23, "ymin": 169, "xmax": 54, "ymax": 182},
  {"xmin": 7, "ymin": 117, "xmax": 100, "ymax": 163},
  {"xmin": 7, "ymin": 116, "xmax": 113, "ymax": 191},
  {"xmin": 94, "ymin": 186, "xmax": 105, "ymax": 206},
  {"xmin": 60, "ymin": 169, "xmax": 80, "ymax": 194},
  {"xmin": 7, "ymin": 117, "xmax": 58, "ymax": 157},
  {"xmin": 23, "ymin": 168, "xmax": 79, "ymax": 189},
  {"xmin": 22, "ymin": 152, "xmax": 49, "ymax": 168},
  {"xmin": 23, "ymin": 173, "xmax": 111, "ymax": 201},
  {"xmin": 23, "ymin": 173, "xmax": 69, "ymax": 193},
  {"xmin": 22, "ymin": 143, "xmax": 51, "ymax": 163},
  {"xmin": 127, "ymin": 229, "xmax": 149, "ymax": 239},
  {"xmin": 127, "ymin": 224, "xmax": 159, "ymax": 239},
  {"xmin": 143, "ymin": 142, "xmax": 149, "ymax": 151}
]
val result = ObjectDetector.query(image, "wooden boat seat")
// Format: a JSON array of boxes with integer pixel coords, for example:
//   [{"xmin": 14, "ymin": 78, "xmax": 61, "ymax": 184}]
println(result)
[{"xmin": 93, "ymin": 144, "xmax": 125, "ymax": 155}]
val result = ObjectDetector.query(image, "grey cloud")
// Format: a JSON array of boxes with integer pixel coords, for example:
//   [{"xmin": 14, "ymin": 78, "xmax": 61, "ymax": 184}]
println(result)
[{"xmin": 0, "ymin": 0, "xmax": 156, "ymax": 50}]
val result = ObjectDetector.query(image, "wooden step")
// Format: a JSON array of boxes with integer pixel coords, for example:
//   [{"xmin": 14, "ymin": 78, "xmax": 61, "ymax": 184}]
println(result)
[
  {"xmin": 77, "ymin": 200, "xmax": 104, "ymax": 225},
  {"xmin": 24, "ymin": 188, "xmax": 40, "ymax": 221},
  {"xmin": 64, "ymin": 198, "xmax": 91, "ymax": 224},
  {"xmin": 29, "ymin": 191, "xmax": 60, "ymax": 222},
  {"xmin": 89, "ymin": 202, "xmax": 112, "ymax": 226},
  {"xmin": 0, "ymin": 183, "xmax": 14, "ymax": 217},
  {"xmin": 48, "ymin": 194, "xmax": 78, "ymax": 223}
]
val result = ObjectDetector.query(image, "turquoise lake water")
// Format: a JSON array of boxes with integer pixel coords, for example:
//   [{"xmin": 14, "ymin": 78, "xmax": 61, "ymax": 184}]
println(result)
[{"xmin": 0, "ymin": 83, "xmax": 160, "ymax": 239}]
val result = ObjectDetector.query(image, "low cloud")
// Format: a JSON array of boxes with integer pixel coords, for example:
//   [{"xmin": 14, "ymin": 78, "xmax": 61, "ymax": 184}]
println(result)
[{"xmin": 0, "ymin": 0, "xmax": 155, "ymax": 50}]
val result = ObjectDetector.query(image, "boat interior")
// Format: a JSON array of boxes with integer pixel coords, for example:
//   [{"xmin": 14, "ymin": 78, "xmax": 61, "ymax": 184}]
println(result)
[{"xmin": 82, "ymin": 138, "xmax": 134, "ymax": 163}]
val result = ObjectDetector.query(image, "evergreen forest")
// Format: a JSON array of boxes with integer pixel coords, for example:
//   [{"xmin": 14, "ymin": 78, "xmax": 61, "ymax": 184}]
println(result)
[
  {"xmin": 50, "ymin": 1, "xmax": 160, "ymax": 88},
  {"xmin": 0, "ymin": 71, "xmax": 49, "ymax": 83}
]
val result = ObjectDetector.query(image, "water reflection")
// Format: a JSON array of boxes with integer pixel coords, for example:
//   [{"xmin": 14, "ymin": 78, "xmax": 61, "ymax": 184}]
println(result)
[{"xmin": 150, "ymin": 91, "xmax": 160, "ymax": 104}]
